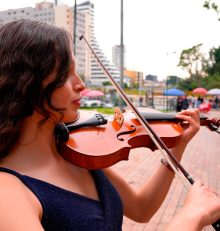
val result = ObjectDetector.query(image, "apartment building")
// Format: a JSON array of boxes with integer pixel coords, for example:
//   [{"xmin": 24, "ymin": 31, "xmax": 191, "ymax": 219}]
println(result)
[
  {"xmin": 0, "ymin": 0, "xmax": 120, "ymax": 85},
  {"xmin": 112, "ymin": 44, "xmax": 125, "ymax": 69},
  {"xmin": 0, "ymin": 2, "xmax": 73, "ymax": 36},
  {"xmin": 75, "ymin": 1, "xmax": 120, "ymax": 85}
]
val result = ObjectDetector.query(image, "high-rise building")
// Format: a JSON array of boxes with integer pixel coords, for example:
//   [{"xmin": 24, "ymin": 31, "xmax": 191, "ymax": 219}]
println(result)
[
  {"xmin": 75, "ymin": 1, "xmax": 120, "ymax": 85},
  {"xmin": 145, "ymin": 74, "xmax": 158, "ymax": 82},
  {"xmin": 0, "ymin": 2, "xmax": 73, "ymax": 36},
  {"xmin": 112, "ymin": 44, "xmax": 125, "ymax": 69},
  {"xmin": 0, "ymin": 1, "xmax": 120, "ymax": 85}
]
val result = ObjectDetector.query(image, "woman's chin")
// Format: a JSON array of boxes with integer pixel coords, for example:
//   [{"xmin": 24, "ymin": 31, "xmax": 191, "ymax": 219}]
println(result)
[{"xmin": 65, "ymin": 111, "xmax": 80, "ymax": 123}]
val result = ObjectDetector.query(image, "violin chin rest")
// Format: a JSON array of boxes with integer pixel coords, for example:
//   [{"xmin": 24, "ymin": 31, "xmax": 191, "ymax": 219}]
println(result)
[{"xmin": 54, "ymin": 123, "xmax": 69, "ymax": 142}]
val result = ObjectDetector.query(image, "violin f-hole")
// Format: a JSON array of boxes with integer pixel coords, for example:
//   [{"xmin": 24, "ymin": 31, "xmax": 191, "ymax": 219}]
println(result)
[{"xmin": 117, "ymin": 125, "xmax": 136, "ymax": 141}]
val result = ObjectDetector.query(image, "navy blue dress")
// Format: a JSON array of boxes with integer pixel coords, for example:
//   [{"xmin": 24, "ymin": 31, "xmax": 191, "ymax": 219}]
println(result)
[{"xmin": 0, "ymin": 167, "xmax": 123, "ymax": 231}]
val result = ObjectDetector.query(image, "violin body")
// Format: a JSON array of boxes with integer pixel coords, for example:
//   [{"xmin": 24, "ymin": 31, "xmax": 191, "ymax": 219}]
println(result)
[{"xmin": 58, "ymin": 110, "xmax": 184, "ymax": 169}]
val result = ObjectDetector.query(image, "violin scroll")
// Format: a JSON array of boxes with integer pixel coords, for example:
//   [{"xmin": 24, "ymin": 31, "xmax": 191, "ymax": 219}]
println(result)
[{"xmin": 201, "ymin": 117, "xmax": 220, "ymax": 133}]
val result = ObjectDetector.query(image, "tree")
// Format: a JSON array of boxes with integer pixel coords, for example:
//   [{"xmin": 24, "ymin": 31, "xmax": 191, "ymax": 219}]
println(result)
[
  {"xmin": 202, "ymin": 46, "xmax": 220, "ymax": 88},
  {"xmin": 203, "ymin": 0, "xmax": 220, "ymax": 21},
  {"xmin": 102, "ymin": 81, "xmax": 112, "ymax": 86},
  {"xmin": 176, "ymin": 2, "xmax": 220, "ymax": 91},
  {"xmin": 177, "ymin": 45, "xmax": 220, "ymax": 90},
  {"xmin": 177, "ymin": 78, "xmax": 197, "ymax": 91},
  {"xmin": 167, "ymin": 75, "xmax": 181, "ymax": 87},
  {"xmin": 206, "ymin": 73, "xmax": 220, "ymax": 88},
  {"xmin": 178, "ymin": 43, "xmax": 205, "ymax": 85},
  {"xmin": 204, "ymin": 46, "xmax": 220, "ymax": 75}
]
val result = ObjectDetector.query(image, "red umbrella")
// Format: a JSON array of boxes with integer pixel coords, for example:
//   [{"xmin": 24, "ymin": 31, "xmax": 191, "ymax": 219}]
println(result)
[
  {"xmin": 80, "ymin": 89, "xmax": 91, "ymax": 96},
  {"xmin": 192, "ymin": 87, "xmax": 207, "ymax": 95},
  {"xmin": 81, "ymin": 89, "xmax": 104, "ymax": 97}
]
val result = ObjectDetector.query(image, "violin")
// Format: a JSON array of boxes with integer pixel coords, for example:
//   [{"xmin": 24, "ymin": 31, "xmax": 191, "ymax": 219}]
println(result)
[{"xmin": 55, "ymin": 109, "xmax": 220, "ymax": 170}]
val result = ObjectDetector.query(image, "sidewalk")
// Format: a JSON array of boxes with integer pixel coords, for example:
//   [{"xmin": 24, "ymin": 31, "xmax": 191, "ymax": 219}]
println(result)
[{"xmin": 112, "ymin": 110, "xmax": 220, "ymax": 231}]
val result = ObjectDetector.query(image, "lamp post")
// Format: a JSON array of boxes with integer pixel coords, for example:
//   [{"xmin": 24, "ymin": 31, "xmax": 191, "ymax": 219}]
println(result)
[
  {"xmin": 119, "ymin": 0, "xmax": 124, "ymax": 109},
  {"xmin": 166, "ymin": 51, "xmax": 176, "ymax": 111}
]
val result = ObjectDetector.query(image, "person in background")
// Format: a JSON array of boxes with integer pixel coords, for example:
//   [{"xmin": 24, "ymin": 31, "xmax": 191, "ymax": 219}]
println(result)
[
  {"xmin": 182, "ymin": 96, "xmax": 189, "ymax": 110},
  {"xmin": 214, "ymin": 96, "xmax": 219, "ymax": 109},
  {"xmin": 139, "ymin": 96, "xmax": 144, "ymax": 107},
  {"xmin": 197, "ymin": 96, "xmax": 204, "ymax": 108},
  {"xmin": 187, "ymin": 95, "xmax": 194, "ymax": 108},
  {"xmin": 0, "ymin": 19, "xmax": 220, "ymax": 231},
  {"xmin": 145, "ymin": 92, "xmax": 149, "ymax": 107},
  {"xmin": 176, "ymin": 96, "xmax": 183, "ymax": 112}
]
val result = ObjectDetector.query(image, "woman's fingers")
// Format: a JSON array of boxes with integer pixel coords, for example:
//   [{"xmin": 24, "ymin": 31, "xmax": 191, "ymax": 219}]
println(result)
[
  {"xmin": 176, "ymin": 109, "xmax": 200, "ymax": 124},
  {"xmin": 177, "ymin": 109, "xmax": 200, "ymax": 127},
  {"xmin": 174, "ymin": 109, "xmax": 200, "ymax": 142}
]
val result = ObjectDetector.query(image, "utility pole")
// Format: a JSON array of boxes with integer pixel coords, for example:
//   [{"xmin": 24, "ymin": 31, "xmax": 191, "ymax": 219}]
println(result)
[
  {"xmin": 73, "ymin": 0, "xmax": 77, "ymax": 55},
  {"xmin": 119, "ymin": 0, "xmax": 124, "ymax": 109}
]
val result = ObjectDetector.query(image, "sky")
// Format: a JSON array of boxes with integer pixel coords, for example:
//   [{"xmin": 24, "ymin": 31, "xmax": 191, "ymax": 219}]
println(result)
[{"xmin": 1, "ymin": 0, "xmax": 220, "ymax": 80}]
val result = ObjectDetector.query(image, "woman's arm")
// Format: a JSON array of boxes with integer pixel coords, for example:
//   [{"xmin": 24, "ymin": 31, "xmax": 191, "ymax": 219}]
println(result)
[
  {"xmin": 104, "ymin": 109, "xmax": 200, "ymax": 222},
  {"xmin": 0, "ymin": 173, "xmax": 44, "ymax": 231}
]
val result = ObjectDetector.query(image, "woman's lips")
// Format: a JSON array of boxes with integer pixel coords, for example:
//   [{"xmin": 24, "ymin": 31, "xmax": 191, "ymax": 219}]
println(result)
[{"xmin": 72, "ymin": 99, "xmax": 81, "ymax": 106}]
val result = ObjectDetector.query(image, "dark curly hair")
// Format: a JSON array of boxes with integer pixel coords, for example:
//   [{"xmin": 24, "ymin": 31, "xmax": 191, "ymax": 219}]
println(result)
[{"xmin": 0, "ymin": 19, "xmax": 72, "ymax": 159}]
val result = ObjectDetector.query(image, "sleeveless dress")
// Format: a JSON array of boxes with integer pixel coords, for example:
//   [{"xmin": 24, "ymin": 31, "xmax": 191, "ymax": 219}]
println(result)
[{"xmin": 0, "ymin": 167, "xmax": 123, "ymax": 231}]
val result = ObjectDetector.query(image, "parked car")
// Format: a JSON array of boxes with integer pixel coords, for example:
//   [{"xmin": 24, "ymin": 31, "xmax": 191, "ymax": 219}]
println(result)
[
  {"xmin": 102, "ymin": 102, "xmax": 114, "ymax": 108},
  {"xmin": 81, "ymin": 99, "xmax": 103, "ymax": 107}
]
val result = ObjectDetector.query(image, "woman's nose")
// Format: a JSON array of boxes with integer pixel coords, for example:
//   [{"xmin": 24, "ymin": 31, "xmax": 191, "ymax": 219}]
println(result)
[{"xmin": 74, "ymin": 74, "xmax": 86, "ymax": 92}]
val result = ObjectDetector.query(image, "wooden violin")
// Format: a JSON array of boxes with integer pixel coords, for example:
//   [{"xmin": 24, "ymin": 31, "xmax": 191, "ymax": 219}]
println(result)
[{"xmin": 55, "ymin": 109, "xmax": 220, "ymax": 170}]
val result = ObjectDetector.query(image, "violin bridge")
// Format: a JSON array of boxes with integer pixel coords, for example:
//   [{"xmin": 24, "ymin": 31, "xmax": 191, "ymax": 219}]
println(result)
[{"xmin": 113, "ymin": 107, "xmax": 124, "ymax": 129}]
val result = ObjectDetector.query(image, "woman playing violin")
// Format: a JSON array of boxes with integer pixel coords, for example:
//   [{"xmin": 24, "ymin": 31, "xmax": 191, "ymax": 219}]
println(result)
[{"xmin": 0, "ymin": 19, "xmax": 220, "ymax": 231}]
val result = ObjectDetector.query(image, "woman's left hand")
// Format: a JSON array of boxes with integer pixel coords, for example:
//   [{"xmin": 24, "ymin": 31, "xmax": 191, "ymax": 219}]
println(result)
[{"xmin": 175, "ymin": 109, "xmax": 200, "ymax": 144}]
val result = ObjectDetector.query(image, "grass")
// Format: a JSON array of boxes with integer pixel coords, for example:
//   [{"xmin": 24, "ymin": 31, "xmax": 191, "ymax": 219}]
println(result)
[
  {"xmin": 80, "ymin": 107, "xmax": 115, "ymax": 114},
  {"xmin": 124, "ymin": 89, "xmax": 145, "ymax": 95}
]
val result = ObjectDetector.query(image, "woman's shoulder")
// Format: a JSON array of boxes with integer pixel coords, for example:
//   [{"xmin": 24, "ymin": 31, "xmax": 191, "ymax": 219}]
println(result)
[
  {"xmin": 0, "ymin": 172, "xmax": 43, "ymax": 230},
  {"xmin": 0, "ymin": 171, "xmax": 42, "ymax": 209},
  {"xmin": 0, "ymin": 171, "xmax": 41, "ymax": 210},
  {"xmin": 0, "ymin": 170, "xmax": 30, "ymax": 191}
]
